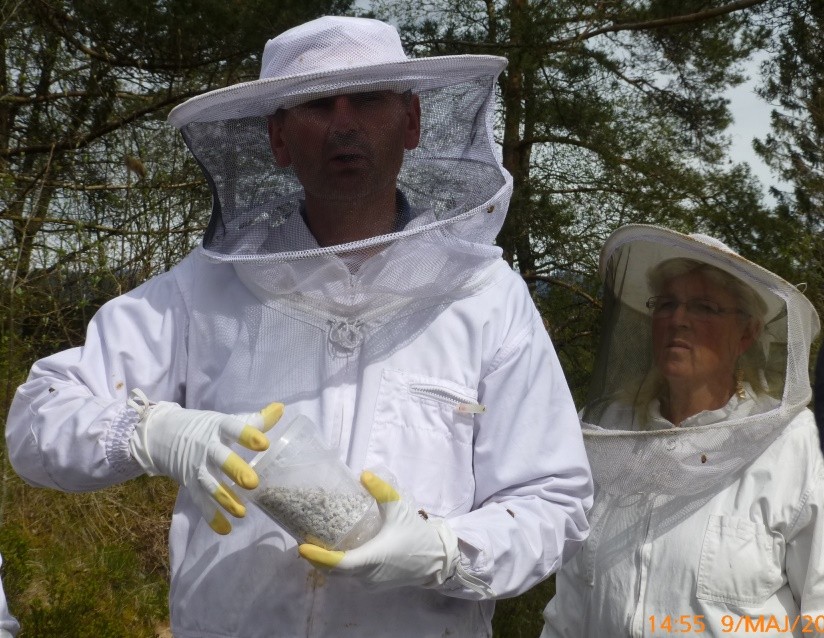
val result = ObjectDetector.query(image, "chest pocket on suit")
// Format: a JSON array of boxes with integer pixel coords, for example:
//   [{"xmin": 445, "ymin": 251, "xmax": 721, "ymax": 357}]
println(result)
[
  {"xmin": 696, "ymin": 515, "xmax": 784, "ymax": 606},
  {"xmin": 365, "ymin": 368, "xmax": 478, "ymax": 517}
]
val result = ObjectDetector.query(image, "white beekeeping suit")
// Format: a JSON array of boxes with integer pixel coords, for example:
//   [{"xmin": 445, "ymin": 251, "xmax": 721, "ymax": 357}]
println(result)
[
  {"xmin": 543, "ymin": 225, "xmax": 824, "ymax": 637},
  {"xmin": 0, "ymin": 554, "xmax": 19, "ymax": 638},
  {"xmin": 6, "ymin": 16, "xmax": 592, "ymax": 638}
]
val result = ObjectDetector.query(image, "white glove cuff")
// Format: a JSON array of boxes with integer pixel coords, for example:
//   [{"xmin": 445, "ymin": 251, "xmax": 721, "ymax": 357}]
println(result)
[
  {"xmin": 429, "ymin": 519, "xmax": 460, "ymax": 586},
  {"xmin": 127, "ymin": 389, "xmax": 162, "ymax": 476},
  {"xmin": 431, "ymin": 520, "xmax": 495, "ymax": 598}
]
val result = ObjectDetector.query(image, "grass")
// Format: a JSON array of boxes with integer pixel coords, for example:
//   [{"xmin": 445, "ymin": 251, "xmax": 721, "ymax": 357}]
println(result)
[
  {"xmin": 0, "ymin": 465, "xmax": 174, "ymax": 637},
  {"xmin": 493, "ymin": 577, "xmax": 555, "ymax": 636}
]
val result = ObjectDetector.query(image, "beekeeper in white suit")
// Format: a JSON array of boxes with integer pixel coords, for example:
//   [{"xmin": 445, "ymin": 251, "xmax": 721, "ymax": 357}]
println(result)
[
  {"xmin": 5, "ymin": 15, "xmax": 592, "ymax": 638},
  {"xmin": 542, "ymin": 225, "xmax": 824, "ymax": 637}
]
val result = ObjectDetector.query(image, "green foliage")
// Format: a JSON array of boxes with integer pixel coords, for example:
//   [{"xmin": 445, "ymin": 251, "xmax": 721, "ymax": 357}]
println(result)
[{"xmin": 752, "ymin": 0, "xmax": 824, "ymax": 307}]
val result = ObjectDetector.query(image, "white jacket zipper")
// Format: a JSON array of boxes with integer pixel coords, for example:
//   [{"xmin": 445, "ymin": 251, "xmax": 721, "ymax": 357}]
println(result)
[{"xmin": 409, "ymin": 383, "xmax": 486, "ymax": 414}]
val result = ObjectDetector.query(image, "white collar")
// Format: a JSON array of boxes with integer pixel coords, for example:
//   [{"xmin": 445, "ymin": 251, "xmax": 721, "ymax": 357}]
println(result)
[{"xmin": 646, "ymin": 384, "xmax": 780, "ymax": 430}]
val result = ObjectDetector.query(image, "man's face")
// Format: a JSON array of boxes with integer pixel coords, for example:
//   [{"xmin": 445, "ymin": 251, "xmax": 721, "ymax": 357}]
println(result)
[{"xmin": 268, "ymin": 91, "xmax": 421, "ymax": 204}]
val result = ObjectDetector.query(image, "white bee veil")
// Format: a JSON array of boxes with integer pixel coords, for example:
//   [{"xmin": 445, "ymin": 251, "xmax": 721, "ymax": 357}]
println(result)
[
  {"xmin": 168, "ymin": 16, "xmax": 512, "ymax": 331},
  {"xmin": 581, "ymin": 225, "xmax": 820, "ymax": 496}
]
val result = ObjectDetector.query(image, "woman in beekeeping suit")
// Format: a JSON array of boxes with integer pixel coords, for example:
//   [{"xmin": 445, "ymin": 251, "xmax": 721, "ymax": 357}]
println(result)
[{"xmin": 542, "ymin": 224, "xmax": 824, "ymax": 637}]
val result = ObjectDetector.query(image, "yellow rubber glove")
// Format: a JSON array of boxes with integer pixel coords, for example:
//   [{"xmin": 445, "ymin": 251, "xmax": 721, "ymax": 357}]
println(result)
[
  {"xmin": 128, "ymin": 389, "xmax": 283, "ymax": 534},
  {"xmin": 298, "ymin": 471, "xmax": 460, "ymax": 589}
]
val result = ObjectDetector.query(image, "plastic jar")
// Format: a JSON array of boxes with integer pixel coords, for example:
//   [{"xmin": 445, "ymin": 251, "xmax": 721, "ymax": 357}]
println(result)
[{"xmin": 245, "ymin": 415, "xmax": 381, "ymax": 550}]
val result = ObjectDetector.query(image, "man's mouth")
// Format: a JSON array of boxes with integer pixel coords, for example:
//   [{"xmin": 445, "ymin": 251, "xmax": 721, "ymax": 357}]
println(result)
[{"xmin": 333, "ymin": 153, "xmax": 366, "ymax": 162}]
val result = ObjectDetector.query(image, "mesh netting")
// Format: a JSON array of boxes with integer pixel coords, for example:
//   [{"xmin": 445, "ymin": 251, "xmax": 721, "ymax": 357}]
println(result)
[
  {"xmin": 179, "ymin": 78, "xmax": 508, "ymax": 261},
  {"xmin": 581, "ymin": 225, "xmax": 820, "ymax": 496}
]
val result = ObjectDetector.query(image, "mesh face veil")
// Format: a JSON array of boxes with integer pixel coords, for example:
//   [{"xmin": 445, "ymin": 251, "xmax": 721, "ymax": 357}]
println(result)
[
  {"xmin": 582, "ymin": 225, "xmax": 820, "ymax": 496},
  {"xmin": 167, "ymin": 16, "xmax": 511, "ymax": 325}
]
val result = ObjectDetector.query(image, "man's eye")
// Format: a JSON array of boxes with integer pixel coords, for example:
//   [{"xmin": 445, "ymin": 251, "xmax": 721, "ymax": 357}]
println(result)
[
  {"xmin": 353, "ymin": 92, "xmax": 385, "ymax": 104},
  {"xmin": 301, "ymin": 97, "xmax": 334, "ymax": 110}
]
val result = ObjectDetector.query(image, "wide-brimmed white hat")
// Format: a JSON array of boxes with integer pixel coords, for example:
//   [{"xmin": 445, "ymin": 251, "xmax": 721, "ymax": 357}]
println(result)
[
  {"xmin": 599, "ymin": 224, "xmax": 808, "ymax": 324},
  {"xmin": 168, "ymin": 15, "xmax": 507, "ymax": 127}
]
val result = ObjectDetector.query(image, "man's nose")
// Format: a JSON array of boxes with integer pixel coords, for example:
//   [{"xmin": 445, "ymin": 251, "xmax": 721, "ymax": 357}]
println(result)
[{"xmin": 328, "ymin": 95, "xmax": 359, "ymax": 131}]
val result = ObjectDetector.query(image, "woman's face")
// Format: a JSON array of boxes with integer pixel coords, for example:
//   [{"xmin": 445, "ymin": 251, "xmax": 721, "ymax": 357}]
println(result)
[{"xmin": 651, "ymin": 271, "xmax": 757, "ymax": 393}]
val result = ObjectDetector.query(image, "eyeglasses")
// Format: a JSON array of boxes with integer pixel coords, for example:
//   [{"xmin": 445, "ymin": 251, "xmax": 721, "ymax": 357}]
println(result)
[{"xmin": 645, "ymin": 296, "xmax": 748, "ymax": 321}]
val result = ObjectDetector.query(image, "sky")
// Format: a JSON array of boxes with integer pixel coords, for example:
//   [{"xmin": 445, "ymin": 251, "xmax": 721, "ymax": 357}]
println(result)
[{"xmin": 724, "ymin": 57, "xmax": 783, "ymax": 199}]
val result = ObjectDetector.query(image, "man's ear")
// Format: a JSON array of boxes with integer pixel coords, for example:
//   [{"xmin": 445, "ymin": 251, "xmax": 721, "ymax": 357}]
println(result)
[
  {"xmin": 403, "ymin": 94, "xmax": 422, "ymax": 151},
  {"xmin": 267, "ymin": 114, "xmax": 292, "ymax": 167}
]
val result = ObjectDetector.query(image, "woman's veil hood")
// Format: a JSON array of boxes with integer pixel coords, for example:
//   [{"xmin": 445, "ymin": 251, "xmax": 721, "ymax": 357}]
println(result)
[{"xmin": 583, "ymin": 224, "xmax": 820, "ymax": 496}]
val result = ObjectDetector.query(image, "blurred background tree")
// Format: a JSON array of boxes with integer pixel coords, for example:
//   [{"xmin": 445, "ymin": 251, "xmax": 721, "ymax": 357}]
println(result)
[
  {"xmin": 0, "ymin": 0, "xmax": 820, "ymax": 635},
  {"xmin": 753, "ymin": 0, "xmax": 824, "ymax": 309}
]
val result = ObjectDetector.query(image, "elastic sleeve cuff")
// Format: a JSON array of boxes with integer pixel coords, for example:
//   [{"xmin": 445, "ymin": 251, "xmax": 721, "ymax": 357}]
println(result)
[{"xmin": 105, "ymin": 404, "xmax": 144, "ymax": 478}]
